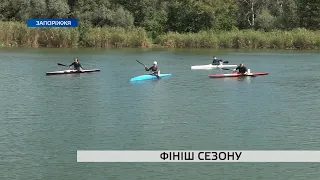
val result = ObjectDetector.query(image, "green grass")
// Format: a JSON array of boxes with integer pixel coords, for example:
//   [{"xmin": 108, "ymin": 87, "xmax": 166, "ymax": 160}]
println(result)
[
  {"xmin": 0, "ymin": 21, "xmax": 319, "ymax": 49},
  {"xmin": 81, "ymin": 27, "xmax": 150, "ymax": 48},
  {"xmin": 0, "ymin": 21, "xmax": 150, "ymax": 48},
  {"xmin": 158, "ymin": 28, "xmax": 320, "ymax": 49}
]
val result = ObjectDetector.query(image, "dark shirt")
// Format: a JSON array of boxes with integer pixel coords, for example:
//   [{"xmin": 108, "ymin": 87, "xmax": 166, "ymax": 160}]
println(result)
[
  {"xmin": 212, "ymin": 59, "xmax": 222, "ymax": 65},
  {"xmin": 236, "ymin": 66, "xmax": 247, "ymax": 73},
  {"xmin": 69, "ymin": 62, "xmax": 82, "ymax": 70},
  {"xmin": 146, "ymin": 66, "xmax": 158, "ymax": 73}
]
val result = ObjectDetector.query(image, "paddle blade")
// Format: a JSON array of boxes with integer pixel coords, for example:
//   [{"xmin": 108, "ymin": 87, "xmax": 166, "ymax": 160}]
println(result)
[
  {"xmin": 223, "ymin": 61, "xmax": 229, "ymax": 63},
  {"xmin": 137, "ymin": 60, "xmax": 149, "ymax": 70},
  {"xmin": 221, "ymin": 68, "xmax": 231, "ymax": 70},
  {"xmin": 58, "ymin": 63, "xmax": 68, "ymax": 67},
  {"xmin": 136, "ymin": 60, "xmax": 143, "ymax": 65},
  {"xmin": 136, "ymin": 60, "xmax": 146, "ymax": 67}
]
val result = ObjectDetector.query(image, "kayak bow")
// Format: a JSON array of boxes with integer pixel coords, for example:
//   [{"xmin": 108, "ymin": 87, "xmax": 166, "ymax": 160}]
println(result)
[
  {"xmin": 209, "ymin": 72, "xmax": 269, "ymax": 78},
  {"xmin": 130, "ymin": 74, "xmax": 172, "ymax": 82}
]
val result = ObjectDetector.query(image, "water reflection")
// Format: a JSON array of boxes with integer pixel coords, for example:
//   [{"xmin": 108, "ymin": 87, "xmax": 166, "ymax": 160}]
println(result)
[{"xmin": 237, "ymin": 77, "xmax": 251, "ymax": 84}]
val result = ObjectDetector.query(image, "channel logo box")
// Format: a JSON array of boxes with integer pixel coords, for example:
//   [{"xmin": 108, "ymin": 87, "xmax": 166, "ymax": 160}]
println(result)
[{"xmin": 27, "ymin": 19, "xmax": 78, "ymax": 27}]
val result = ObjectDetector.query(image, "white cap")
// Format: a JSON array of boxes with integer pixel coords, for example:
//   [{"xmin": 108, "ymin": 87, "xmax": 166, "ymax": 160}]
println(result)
[{"xmin": 153, "ymin": 61, "xmax": 157, "ymax": 65}]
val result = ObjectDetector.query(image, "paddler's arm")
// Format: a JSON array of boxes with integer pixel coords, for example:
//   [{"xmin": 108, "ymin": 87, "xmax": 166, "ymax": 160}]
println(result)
[
  {"xmin": 69, "ymin": 62, "xmax": 74, "ymax": 69},
  {"xmin": 233, "ymin": 66, "xmax": 239, "ymax": 72},
  {"xmin": 145, "ymin": 66, "xmax": 151, "ymax": 71}
]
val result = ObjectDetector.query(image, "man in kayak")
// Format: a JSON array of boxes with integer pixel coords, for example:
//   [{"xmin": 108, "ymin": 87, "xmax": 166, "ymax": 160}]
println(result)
[
  {"xmin": 145, "ymin": 61, "xmax": 160, "ymax": 78},
  {"xmin": 69, "ymin": 57, "xmax": 83, "ymax": 71},
  {"xmin": 212, "ymin": 56, "xmax": 223, "ymax": 65},
  {"xmin": 233, "ymin": 63, "xmax": 248, "ymax": 74}
]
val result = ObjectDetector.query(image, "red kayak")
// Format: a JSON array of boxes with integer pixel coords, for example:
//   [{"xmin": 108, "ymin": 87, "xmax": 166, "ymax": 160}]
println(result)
[{"xmin": 209, "ymin": 72, "xmax": 269, "ymax": 78}]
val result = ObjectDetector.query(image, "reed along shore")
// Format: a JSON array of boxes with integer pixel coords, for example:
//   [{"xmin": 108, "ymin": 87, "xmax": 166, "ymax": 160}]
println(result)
[{"xmin": 0, "ymin": 21, "xmax": 319, "ymax": 49}]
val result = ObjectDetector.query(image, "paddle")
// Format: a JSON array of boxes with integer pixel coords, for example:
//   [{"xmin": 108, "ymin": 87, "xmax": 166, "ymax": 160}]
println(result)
[
  {"xmin": 58, "ymin": 63, "xmax": 68, "ymax": 67},
  {"xmin": 136, "ymin": 60, "xmax": 160, "ymax": 79},
  {"xmin": 136, "ymin": 60, "xmax": 147, "ymax": 68}
]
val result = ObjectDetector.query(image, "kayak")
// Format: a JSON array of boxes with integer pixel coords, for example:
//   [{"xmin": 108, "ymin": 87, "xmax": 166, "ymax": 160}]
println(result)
[
  {"xmin": 46, "ymin": 69, "xmax": 100, "ymax": 75},
  {"xmin": 130, "ymin": 74, "xmax": 172, "ymax": 82},
  {"xmin": 209, "ymin": 72, "xmax": 269, "ymax": 78},
  {"xmin": 191, "ymin": 64, "xmax": 237, "ymax": 70}
]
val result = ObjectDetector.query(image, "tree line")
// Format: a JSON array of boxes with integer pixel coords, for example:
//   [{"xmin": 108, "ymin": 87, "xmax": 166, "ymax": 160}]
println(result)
[{"xmin": 0, "ymin": 0, "xmax": 319, "ymax": 38}]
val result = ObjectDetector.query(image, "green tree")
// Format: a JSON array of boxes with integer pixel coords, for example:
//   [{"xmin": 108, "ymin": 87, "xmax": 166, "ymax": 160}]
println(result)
[
  {"xmin": 46, "ymin": 0, "xmax": 70, "ymax": 18},
  {"xmin": 256, "ymin": 8, "xmax": 276, "ymax": 31},
  {"xmin": 142, "ymin": 9, "xmax": 168, "ymax": 38},
  {"xmin": 236, "ymin": 0, "xmax": 260, "ymax": 28},
  {"xmin": 29, "ymin": 0, "xmax": 47, "ymax": 18},
  {"xmin": 277, "ymin": 0, "xmax": 299, "ymax": 29},
  {"xmin": 298, "ymin": 0, "xmax": 320, "ymax": 30},
  {"xmin": 107, "ymin": 6, "xmax": 134, "ymax": 28},
  {"xmin": 72, "ymin": 0, "xmax": 133, "ymax": 27},
  {"xmin": 0, "ymin": 0, "xmax": 30, "ymax": 20},
  {"xmin": 72, "ymin": 0, "xmax": 111, "ymax": 25},
  {"xmin": 166, "ymin": 0, "xmax": 237, "ymax": 33},
  {"xmin": 116, "ymin": 0, "xmax": 157, "ymax": 26},
  {"xmin": 211, "ymin": 0, "xmax": 238, "ymax": 30}
]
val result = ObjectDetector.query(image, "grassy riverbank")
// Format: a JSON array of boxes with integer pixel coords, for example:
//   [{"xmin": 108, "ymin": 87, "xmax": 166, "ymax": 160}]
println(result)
[
  {"xmin": 157, "ymin": 29, "xmax": 320, "ymax": 49},
  {"xmin": 0, "ymin": 21, "xmax": 319, "ymax": 49},
  {"xmin": 0, "ymin": 21, "xmax": 149, "ymax": 48}
]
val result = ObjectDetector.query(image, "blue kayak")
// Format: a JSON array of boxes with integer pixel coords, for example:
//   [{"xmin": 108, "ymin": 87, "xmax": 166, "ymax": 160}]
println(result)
[{"xmin": 130, "ymin": 74, "xmax": 172, "ymax": 82}]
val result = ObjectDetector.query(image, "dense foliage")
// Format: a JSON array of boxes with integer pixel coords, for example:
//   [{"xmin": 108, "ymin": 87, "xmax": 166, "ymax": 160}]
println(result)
[
  {"xmin": 0, "ymin": 0, "xmax": 319, "ymax": 48},
  {"xmin": 0, "ymin": 0, "xmax": 319, "ymax": 33}
]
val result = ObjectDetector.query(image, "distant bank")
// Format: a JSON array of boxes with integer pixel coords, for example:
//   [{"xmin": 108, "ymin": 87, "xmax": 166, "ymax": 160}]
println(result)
[{"xmin": 0, "ymin": 21, "xmax": 319, "ymax": 50}]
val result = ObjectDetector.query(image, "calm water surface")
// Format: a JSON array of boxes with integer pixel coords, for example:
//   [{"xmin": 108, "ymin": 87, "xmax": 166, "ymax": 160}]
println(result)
[{"xmin": 1, "ymin": 48, "xmax": 320, "ymax": 180}]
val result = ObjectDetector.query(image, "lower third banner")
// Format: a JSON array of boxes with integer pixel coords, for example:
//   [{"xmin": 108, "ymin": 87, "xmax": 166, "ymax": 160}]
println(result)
[
  {"xmin": 77, "ymin": 150, "xmax": 320, "ymax": 162},
  {"xmin": 27, "ymin": 19, "xmax": 78, "ymax": 27}
]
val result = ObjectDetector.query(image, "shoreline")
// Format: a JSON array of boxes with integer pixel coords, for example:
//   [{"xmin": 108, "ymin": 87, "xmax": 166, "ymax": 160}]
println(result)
[
  {"xmin": 1, "ymin": 45, "xmax": 319, "ymax": 51},
  {"xmin": 0, "ymin": 21, "xmax": 319, "ymax": 50}
]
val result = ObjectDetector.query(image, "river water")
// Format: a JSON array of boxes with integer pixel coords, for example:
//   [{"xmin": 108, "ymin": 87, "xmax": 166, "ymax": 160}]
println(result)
[{"xmin": 1, "ymin": 48, "xmax": 320, "ymax": 180}]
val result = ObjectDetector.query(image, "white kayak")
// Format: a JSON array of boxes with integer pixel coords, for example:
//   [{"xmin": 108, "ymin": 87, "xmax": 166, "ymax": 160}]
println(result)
[
  {"xmin": 191, "ymin": 64, "xmax": 237, "ymax": 70},
  {"xmin": 46, "ymin": 69, "xmax": 100, "ymax": 75}
]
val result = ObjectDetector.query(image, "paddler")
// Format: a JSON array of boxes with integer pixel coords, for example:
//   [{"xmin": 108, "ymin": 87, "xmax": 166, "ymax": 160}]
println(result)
[
  {"xmin": 69, "ymin": 57, "xmax": 83, "ymax": 71},
  {"xmin": 145, "ymin": 61, "xmax": 160, "ymax": 78},
  {"xmin": 212, "ymin": 56, "xmax": 223, "ymax": 65},
  {"xmin": 233, "ymin": 63, "xmax": 248, "ymax": 74}
]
